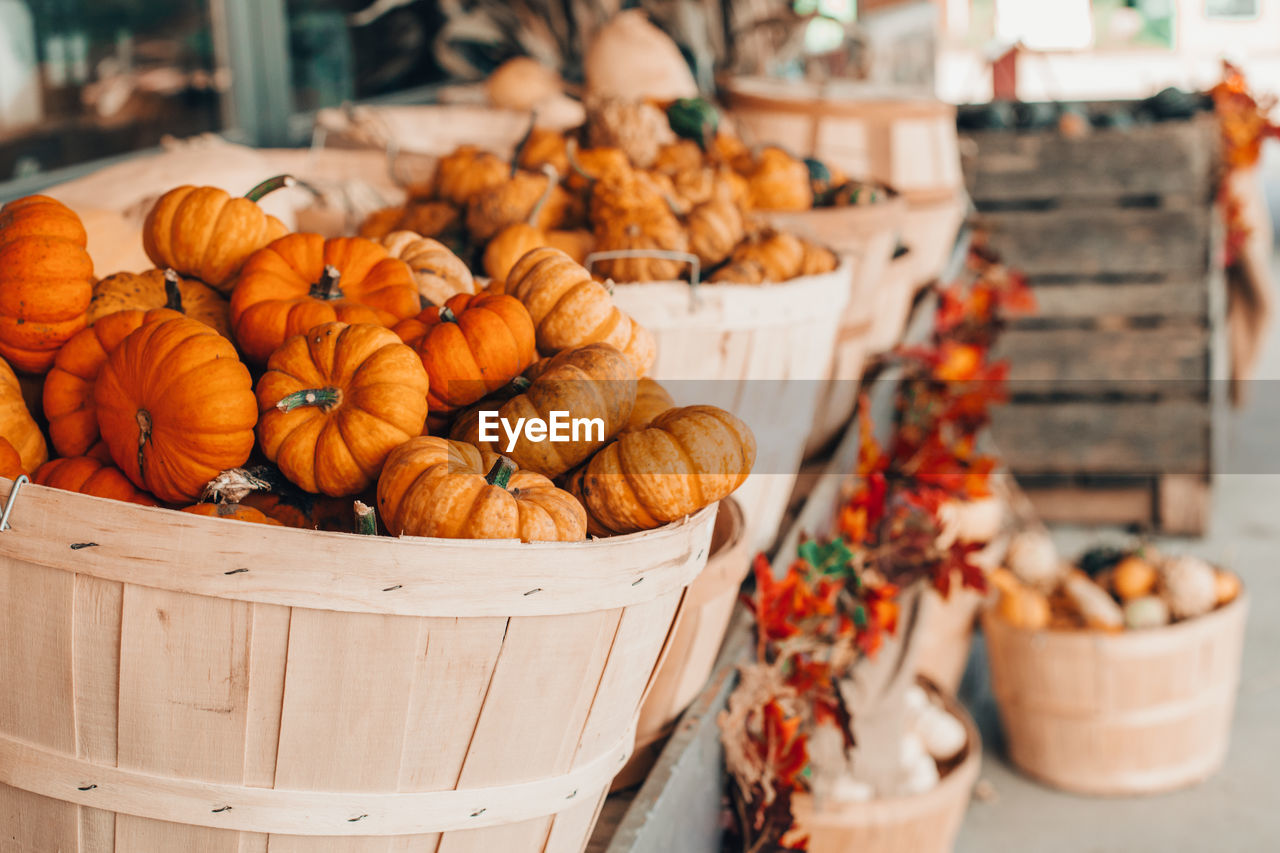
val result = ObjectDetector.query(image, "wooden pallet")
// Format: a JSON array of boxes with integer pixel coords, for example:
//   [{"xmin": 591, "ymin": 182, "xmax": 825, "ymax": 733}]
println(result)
[{"xmin": 961, "ymin": 108, "xmax": 1225, "ymax": 534}]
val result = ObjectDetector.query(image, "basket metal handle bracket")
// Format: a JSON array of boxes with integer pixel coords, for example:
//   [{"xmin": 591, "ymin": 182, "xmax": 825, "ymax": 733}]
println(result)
[
  {"xmin": 1, "ymin": 475, "xmax": 28, "ymax": 532},
  {"xmin": 584, "ymin": 249, "xmax": 702, "ymax": 310}
]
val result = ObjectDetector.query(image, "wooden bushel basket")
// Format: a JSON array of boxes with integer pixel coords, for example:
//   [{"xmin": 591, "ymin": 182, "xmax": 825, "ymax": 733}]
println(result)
[
  {"xmin": 790, "ymin": 688, "xmax": 981, "ymax": 853},
  {"xmin": 864, "ymin": 250, "xmax": 920, "ymax": 356},
  {"xmin": 722, "ymin": 78, "xmax": 963, "ymax": 201},
  {"xmin": 610, "ymin": 260, "xmax": 851, "ymax": 555},
  {"xmin": 761, "ymin": 199, "xmax": 905, "ymax": 459},
  {"xmin": 0, "ymin": 477, "xmax": 717, "ymax": 850},
  {"xmin": 612, "ymin": 497, "xmax": 751, "ymax": 790},
  {"xmin": 915, "ymin": 588, "xmax": 984, "ymax": 695},
  {"xmin": 983, "ymin": 594, "xmax": 1248, "ymax": 795},
  {"xmin": 900, "ymin": 190, "xmax": 967, "ymax": 289}
]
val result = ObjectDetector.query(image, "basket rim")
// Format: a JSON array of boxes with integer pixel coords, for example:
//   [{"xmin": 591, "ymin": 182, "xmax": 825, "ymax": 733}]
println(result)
[
  {"xmin": 0, "ymin": 477, "xmax": 719, "ymax": 618},
  {"xmin": 981, "ymin": 587, "xmax": 1248, "ymax": 645}
]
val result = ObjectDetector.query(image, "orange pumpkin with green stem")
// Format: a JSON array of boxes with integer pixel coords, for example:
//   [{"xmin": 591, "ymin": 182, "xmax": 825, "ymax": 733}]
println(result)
[
  {"xmin": 0, "ymin": 354, "xmax": 47, "ymax": 472},
  {"xmin": 567, "ymin": 405, "xmax": 756, "ymax": 535},
  {"xmin": 256, "ymin": 322, "xmax": 428, "ymax": 496},
  {"xmin": 44, "ymin": 298, "xmax": 188, "ymax": 459},
  {"xmin": 393, "ymin": 293, "xmax": 536, "ymax": 415},
  {"xmin": 505, "ymin": 247, "xmax": 656, "ymax": 375},
  {"xmin": 230, "ymin": 233, "xmax": 420, "ymax": 364},
  {"xmin": 377, "ymin": 437, "xmax": 585, "ymax": 542},
  {"xmin": 0, "ymin": 195, "xmax": 95, "ymax": 374},
  {"xmin": 34, "ymin": 456, "xmax": 158, "ymax": 506},
  {"xmin": 142, "ymin": 175, "xmax": 293, "ymax": 293},
  {"xmin": 93, "ymin": 315, "xmax": 257, "ymax": 503}
]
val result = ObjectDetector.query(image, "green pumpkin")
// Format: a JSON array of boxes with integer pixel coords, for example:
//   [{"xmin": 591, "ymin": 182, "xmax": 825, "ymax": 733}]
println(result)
[{"xmin": 667, "ymin": 97, "xmax": 720, "ymax": 149}]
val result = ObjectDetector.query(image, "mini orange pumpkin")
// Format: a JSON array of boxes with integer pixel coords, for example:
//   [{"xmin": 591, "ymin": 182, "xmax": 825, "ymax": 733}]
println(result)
[
  {"xmin": 88, "ymin": 268, "xmax": 231, "ymax": 337},
  {"xmin": 377, "ymin": 437, "xmax": 586, "ymax": 542},
  {"xmin": 43, "ymin": 304, "xmax": 184, "ymax": 459},
  {"xmin": 505, "ymin": 247, "xmax": 655, "ymax": 375},
  {"xmin": 182, "ymin": 502, "xmax": 284, "ymax": 525},
  {"xmin": 686, "ymin": 183, "xmax": 746, "ymax": 267},
  {"xmin": 230, "ymin": 233, "xmax": 421, "ymax": 364},
  {"xmin": 466, "ymin": 168, "xmax": 571, "ymax": 243},
  {"xmin": 709, "ymin": 229, "xmax": 806, "ymax": 284},
  {"xmin": 256, "ymin": 322, "xmax": 428, "ymax": 496},
  {"xmin": 741, "ymin": 147, "xmax": 812, "ymax": 212},
  {"xmin": 591, "ymin": 168, "xmax": 691, "ymax": 282},
  {"xmin": 94, "ymin": 316, "xmax": 257, "ymax": 503},
  {"xmin": 567, "ymin": 405, "xmax": 756, "ymax": 535},
  {"xmin": 517, "ymin": 127, "xmax": 571, "ymax": 176},
  {"xmin": 142, "ymin": 176, "xmax": 292, "ymax": 293},
  {"xmin": 481, "ymin": 166, "xmax": 569, "ymax": 287},
  {"xmin": 433, "ymin": 145, "xmax": 509, "ymax": 207},
  {"xmin": 0, "ymin": 353, "xmax": 47, "ymax": 472},
  {"xmin": 358, "ymin": 200, "xmax": 461, "ymax": 242},
  {"xmin": 0, "ymin": 436, "xmax": 24, "ymax": 480},
  {"xmin": 624, "ymin": 377, "xmax": 676, "ymax": 432},
  {"xmin": 566, "ymin": 144, "xmax": 630, "ymax": 192},
  {"xmin": 451, "ymin": 342, "xmax": 636, "ymax": 478},
  {"xmin": 394, "ymin": 293, "xmax": 536, "ymax": 415},
  {"xmin": 33, "ymin": 455, "xmax": 158, "ymax": 506},
  {"xmin": 0, "ymin": 195, "xmax": 95, "ymax": 373}
]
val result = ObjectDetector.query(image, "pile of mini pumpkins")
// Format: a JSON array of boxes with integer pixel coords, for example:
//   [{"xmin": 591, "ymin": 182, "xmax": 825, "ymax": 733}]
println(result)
[
  {"xmin": 0, "ymin": 183, "xmax": 756, "ymax": 543},
  {"xmin": 357, "ymin": 97, "xmax": 875, "ymax": 287},
  {"xmin": 990, "ymin": 531, "xmax": 1242, "ymax": 632}
]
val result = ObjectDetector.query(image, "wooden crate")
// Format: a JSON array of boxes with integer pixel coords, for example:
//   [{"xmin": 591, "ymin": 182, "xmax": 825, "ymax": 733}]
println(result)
[
  {"xmin": 962, "ymin": 109, "xmax": 1224, "ymax": 534},
  {"xmin": 0, "ymin": 477, "xmax": 716, "ymax": 850}
]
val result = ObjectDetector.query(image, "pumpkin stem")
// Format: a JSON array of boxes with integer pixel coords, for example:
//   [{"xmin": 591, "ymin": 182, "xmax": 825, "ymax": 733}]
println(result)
[
  {"xmin": 565, "ymin": 138, "xmax": 595, "ymax": 185},
  {"xmin": 309, "ymin": 265, "xmax": 343, "ymax": 300},
  {"xmin": 135, "ymin": 409, "xmax": 152, "ymax": 477},
  {"xmin": 276, "ymin": 387, "xmax": 344, "ymax": 413},
  {"xmin": 202, "ymin": 466, "xmax": 275, "ymax": 503},
  {"xmin": 485, "ymin": 456, "xmax": 517, "ymax": 490},
  {"xmin": 244, "ymin": 174, "xmax": 320, "ymax": 202},
  {"xmin": 525, "ymin": 163, "xmax": 560, "ymax": 227},
  {"xmin": 505, "ymin": 375, "xmax": 532, "ymax": 397},
  {"xmin": 162, "ymin": 269, "xmax": 184, "ymax": 313},
  {"xmin": 354, "ymin": 500, "xmax": 378, "ymax": 536},
  {"xmin": 439, "ymin": 306, "xmax": 459, "ymax": 324}
]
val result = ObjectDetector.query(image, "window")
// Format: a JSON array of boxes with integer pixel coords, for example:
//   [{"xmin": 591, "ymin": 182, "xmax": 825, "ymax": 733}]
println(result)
[
  {"xmin": 1205, "ymin": 0, "xmax": 1260, "ymax": 18},
  {"xmin": 0, "ymin": 1, "xmax": 231, "ymax": 185},
  {"xmin": 286, "ymin": 0, "xmax": 448, "ymax": 114}
]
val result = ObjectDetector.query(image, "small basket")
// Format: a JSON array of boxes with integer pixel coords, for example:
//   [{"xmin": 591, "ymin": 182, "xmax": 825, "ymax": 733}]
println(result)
[
  {"xmin": 790, "ymin": 685, "xmax": 981, "ymax": 853},
  {"xmin": 983, "ymin": 594, "xmax": 1248, "ymax": 795}
]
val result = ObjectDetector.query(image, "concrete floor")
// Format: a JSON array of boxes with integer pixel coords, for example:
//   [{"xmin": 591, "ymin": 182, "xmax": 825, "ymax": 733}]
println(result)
[{"xmin": 956, "ymin": 258, "xmax": 1280, "ymax": 852}]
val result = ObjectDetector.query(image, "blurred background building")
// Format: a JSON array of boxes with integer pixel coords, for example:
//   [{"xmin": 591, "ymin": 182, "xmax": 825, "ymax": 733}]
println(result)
[{"xmin": 1, "ymin": 0, "xmax": 1279, "ymax": 223}]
